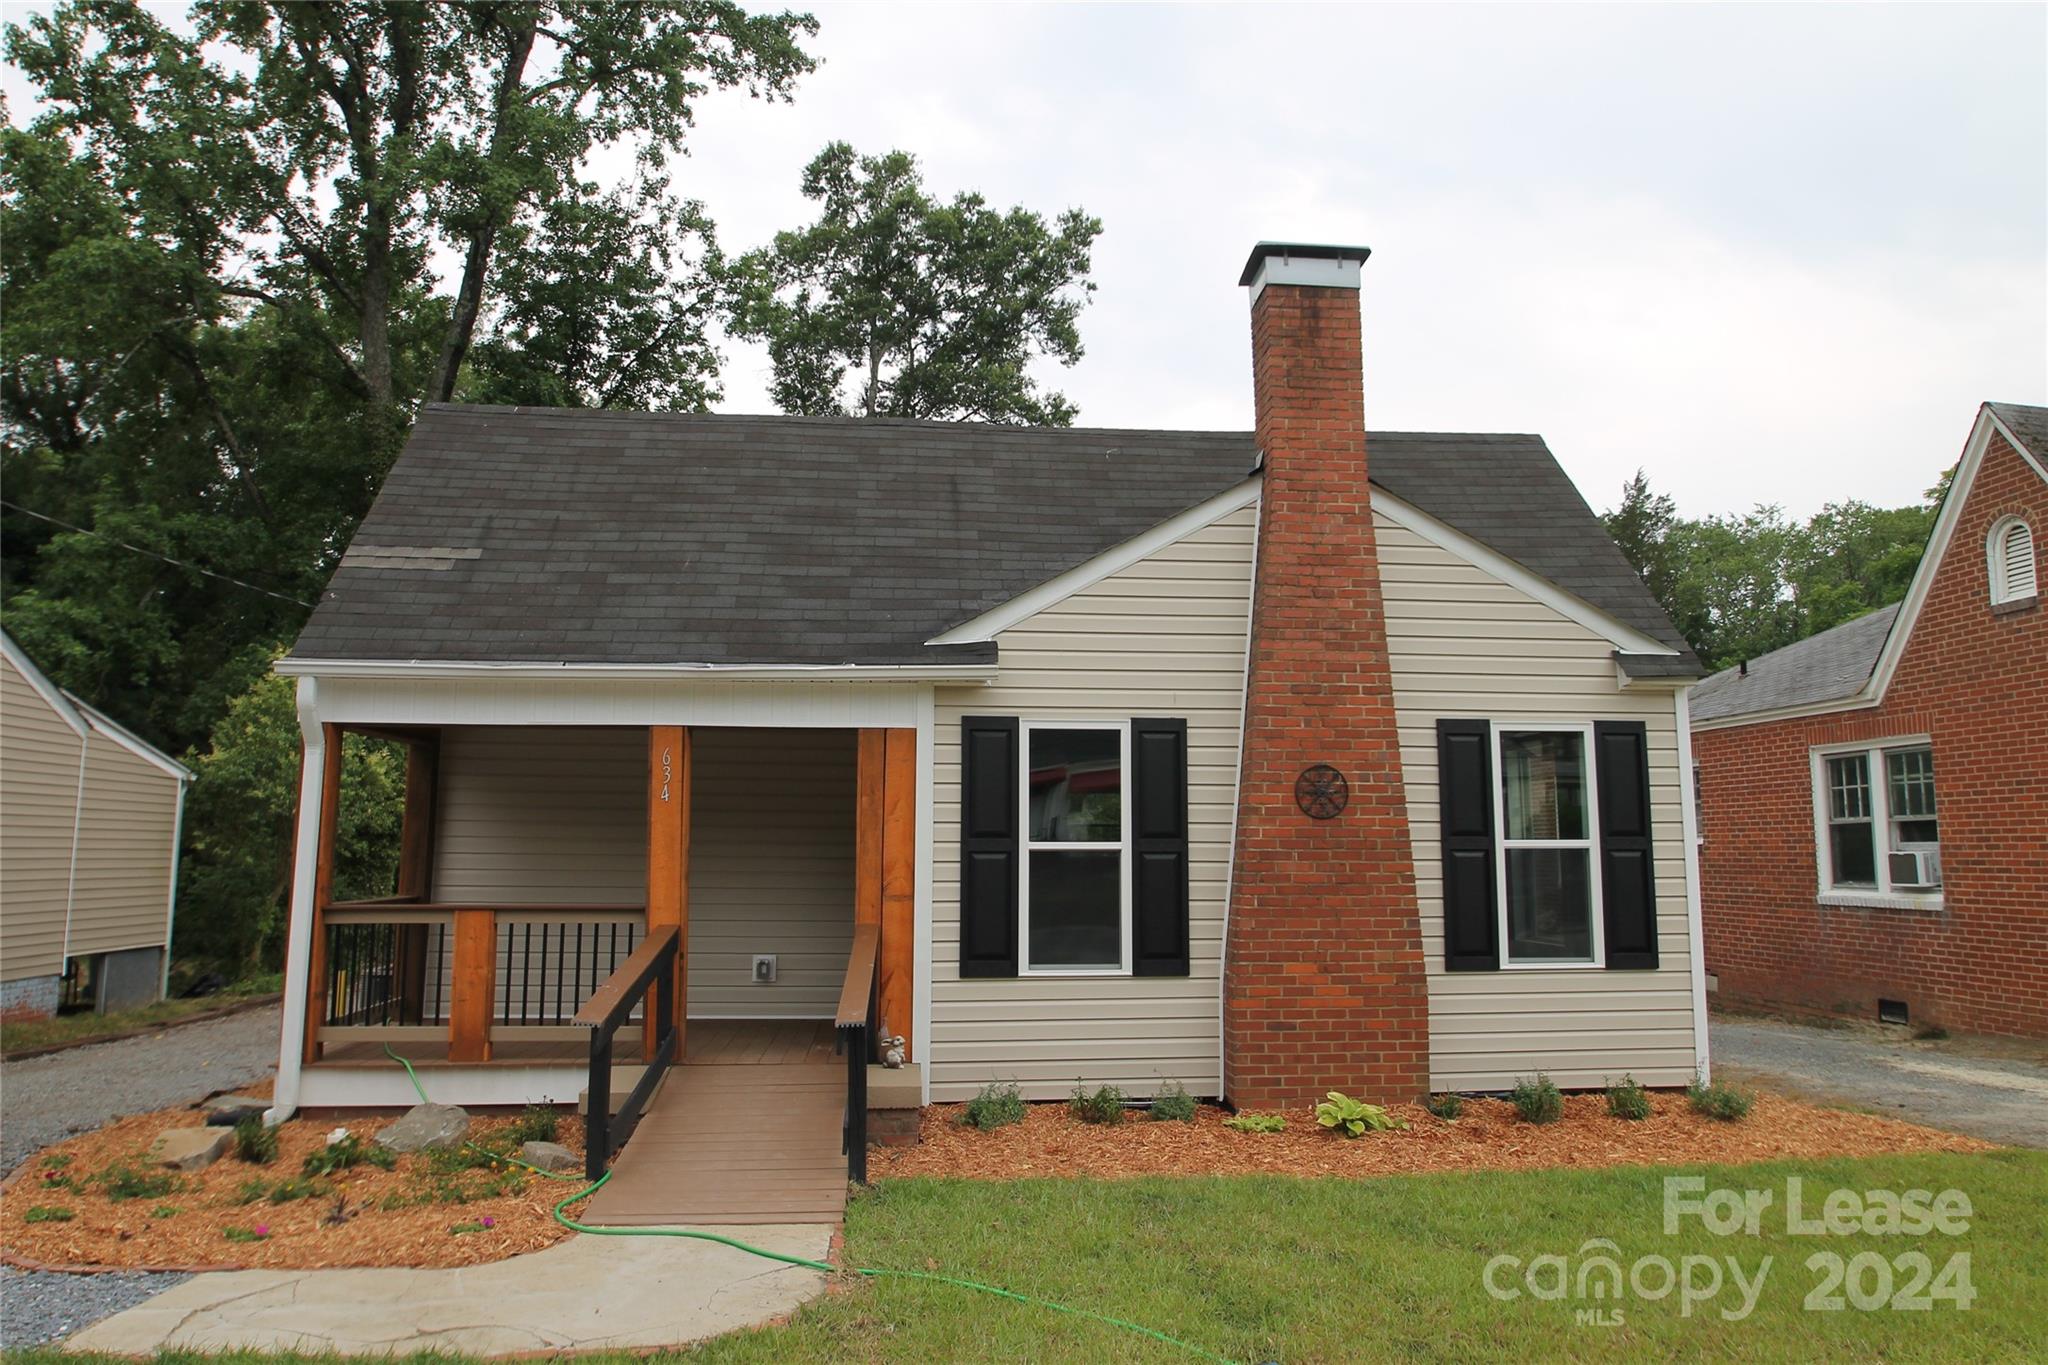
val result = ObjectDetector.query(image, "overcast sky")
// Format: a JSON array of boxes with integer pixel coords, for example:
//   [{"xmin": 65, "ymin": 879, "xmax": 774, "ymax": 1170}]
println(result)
[{"xmin": 9, "ymin": 3, "xmax": 2044, "ymax": 518}]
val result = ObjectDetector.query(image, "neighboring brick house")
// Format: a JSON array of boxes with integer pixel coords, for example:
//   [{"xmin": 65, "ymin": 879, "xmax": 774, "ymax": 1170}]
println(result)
[
  {"xmin": 1691, "ymin": 402, "xmax": 2047, "ymax": 1039},
  {"xmin": 268, "ymin": 241, "xmax": 1712, "ymax": 1133}
]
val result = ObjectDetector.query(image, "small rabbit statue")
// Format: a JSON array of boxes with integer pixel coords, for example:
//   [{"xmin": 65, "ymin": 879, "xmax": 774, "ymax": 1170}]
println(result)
[{"xmin": 882, "ymin": 1033, "xmax": 907, "ymax": 1068}]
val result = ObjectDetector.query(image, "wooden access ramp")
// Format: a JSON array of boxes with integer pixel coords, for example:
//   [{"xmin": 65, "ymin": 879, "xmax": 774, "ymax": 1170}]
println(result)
[{"xmin": 578, "ymin": 1020, "xmax": 849, "ymax": 1227}]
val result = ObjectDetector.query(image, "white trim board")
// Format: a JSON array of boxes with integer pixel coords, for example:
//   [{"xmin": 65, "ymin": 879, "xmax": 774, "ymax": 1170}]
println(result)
[
  {"xmin": 1370, "ymin": 490, "xmax": 1681, "ymax": 659},
  {"xmin": 1692, "ymin": 403, "xmax": 2048, "ymax": 733},
  {"xmin": 278, "ymin": 658, "xmax": 995, "ymax": 683},
  {"xmin": 68, "ymin": 696, "xmax": 194, "ymax": 780},
  {"xmin": 928, "ymin": 477, "xmax": 1263, "ymax": 645},
  {"xmin": 1674, "ymin": 688, "xmax": 1711, "ymax": 1084},
  {"xmin": 2, "ymin": 634, "xmax": 88, "ymax": 737},
  {"xmin": 310, "ymin": 675, "xmax": 930, "ymax": 728}
]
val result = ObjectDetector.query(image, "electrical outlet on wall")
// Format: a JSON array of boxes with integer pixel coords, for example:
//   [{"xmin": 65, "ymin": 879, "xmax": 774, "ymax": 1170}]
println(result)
[{"xmin": 752, "ymin": 954, "xmax": 777, "ymax": 984}]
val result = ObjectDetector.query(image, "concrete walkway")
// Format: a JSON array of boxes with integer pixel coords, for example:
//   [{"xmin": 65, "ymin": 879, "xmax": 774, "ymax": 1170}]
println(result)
[
  {"xmin": 1712, "ymin": 1013, "xmax": 2048, "ymax": 1149},
  {"xmin": 64, "ymin": 1226, "xmax": 834, "ymax": 1355}
]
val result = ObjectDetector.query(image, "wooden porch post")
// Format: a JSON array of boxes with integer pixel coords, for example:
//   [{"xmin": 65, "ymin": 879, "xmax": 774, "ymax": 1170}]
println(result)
[
  {"xmin": 857, "ymin": 728, "xmax": 917, "ymax": 1056},
  {"xmin": 448, "ymin": 908, "xmax": 495, "ymax": 1063},
  {"xmin": 301, "ymin": 723, "xmax": 344, "ymax": 1065},
  {"xmin": 647, "ymin": 726, "xmax": 690, "ymax": 1056},
  {"xmin": 393, "ymin": 735, "xmax": 438, "ymax": 1024}
]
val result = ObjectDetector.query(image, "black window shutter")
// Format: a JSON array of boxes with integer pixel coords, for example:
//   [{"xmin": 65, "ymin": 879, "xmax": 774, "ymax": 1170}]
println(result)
[
  {"xmin": 959, "ymin": 716, "xmax": 1019, "ymax": 977},
  {"xmin": 1437, "ymin": 718, "xmax": 1499, "ymax": 971},
  {"xmin": 1594, "ymin": 720, "xmax": 1659, "ymax": 970},
  {"xmin": 1130, "ymin": 717, "xmax": 1191, "ymax": 976}
]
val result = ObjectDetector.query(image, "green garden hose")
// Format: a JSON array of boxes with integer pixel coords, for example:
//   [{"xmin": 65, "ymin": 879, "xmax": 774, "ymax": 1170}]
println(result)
[{"xmin": 382, "ymin": 1045, "xmax": 1236, "ymax": 1363}]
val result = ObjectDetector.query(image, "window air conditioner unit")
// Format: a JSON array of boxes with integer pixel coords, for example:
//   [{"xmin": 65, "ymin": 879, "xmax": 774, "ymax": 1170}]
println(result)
[{"xmin": 1887, "ymin": 850, "xmax": 1938, "ymax": 889}]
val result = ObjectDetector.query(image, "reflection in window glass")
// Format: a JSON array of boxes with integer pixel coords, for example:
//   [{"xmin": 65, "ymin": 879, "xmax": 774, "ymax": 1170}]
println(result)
[
  {"xmin": 1027, "ymin": 729, "xmax": 1122, "ymax": 843},
  {"xmin": 1501, "ymin": 732, "xmax": 1588, "ymax": 840}
]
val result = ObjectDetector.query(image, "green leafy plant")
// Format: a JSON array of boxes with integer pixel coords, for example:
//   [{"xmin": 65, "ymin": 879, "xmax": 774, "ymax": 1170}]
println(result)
[
  {"xmin": 96, "ymin": 1162, "xmax": 180, "ymax": 1203},
  {"xmin": 234, "ymin": 1116, "xmax": 278, "ymax": 1164},
  {"xmin": 1314, "ymin": 1092, "xmax": 1406, "ymax": 1138},
  {"xmin": 151, "ymin": 1204, "xmax": 179, "ymax": 1219},
  {"xmin": 1426, "ymin": 1093, "xmax": 1465, "ymax": 1121},
  {"xmin": 40, "ymin": 1154, "xmax": 72, "ymax": 1169},
  {"xmin": 232, "ymin": 1178, "xmax": 272, "ymax": 1206},
  {"xmin": 507, "ymin": 1104, "xmax": 560, "ymax": 1146},
  {"xmin": 302, "ymin": 1132, "xmax": 395, "ymax": 1177},
  {"xmin": 963, "ymin": 1081, "xmax": 1026, "ymax": 1132},
  {"xmin": 223, "ymin": 1225, "xmax": 269, "ymax": 1243},
  {"xmin": 1687, "ymin": 1077, "xmax": 1754, "ymax": 1122},
  {"xmin": 1148, "ymin": 1082, "xmax": 1198, "ymax": 1123},
  {"xmin": 23, "ymin": 1205, "xmax": 75, "ymax": 1223},
  {"xmin": 1509, "ymin": 1074, "xmax": 1564, "ymax": 1125},
  {"xmin": 1605, "ymin": 1076, "xmax": 1652, "ymax": 1122},
  {"xmin": 267, "ymin": 1176, "xmax": 326, "ymax": 1205},
  {"xmin": 1067, "ymin": 1084, "xmax": 1126, "ymax": 1126},
  {"xmin": 448, "ymin": 1216, "xmax": 498, "ymax": 1235},
  {"xmin": 1224, "ymin": 1113, "xmax": 1286, "ymax": 1134}
]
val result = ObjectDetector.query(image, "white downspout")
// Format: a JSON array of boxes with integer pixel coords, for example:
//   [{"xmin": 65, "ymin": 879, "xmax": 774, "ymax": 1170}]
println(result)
[
  {"xmin": 1675, "ymin": 685, "xmax": 1711, "ymax": 1085},
  {"xmin": 267, "ymin": 676, "xmax": 326, "ymax": 1126}
]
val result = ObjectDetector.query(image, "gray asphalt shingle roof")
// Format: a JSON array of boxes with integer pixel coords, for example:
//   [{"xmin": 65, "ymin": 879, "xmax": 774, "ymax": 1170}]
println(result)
[
  {"xmin": 1989, "ymin": 401, "xmax": 2048, "ymax": 461},
  {"xmin": 1690, "ymin": 603, "xmax": 1901, "ymax": 723},
  {"xmin": 290, "ymin": 404, "xmax": 1697, "ymax": 669}
]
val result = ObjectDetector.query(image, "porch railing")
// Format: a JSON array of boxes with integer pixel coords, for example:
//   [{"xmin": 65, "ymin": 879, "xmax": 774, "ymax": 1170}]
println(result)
[
  {"xmin": 316, "ymin": 901, "xmax": 645, "ymax": 1060},
  {"xmin": 573, "ymin": 924, "xmax": 680, "ymax": 1183},
  {"xmin": 836, "ymin": 923, "xmax": 881, "ymax": 1185}
]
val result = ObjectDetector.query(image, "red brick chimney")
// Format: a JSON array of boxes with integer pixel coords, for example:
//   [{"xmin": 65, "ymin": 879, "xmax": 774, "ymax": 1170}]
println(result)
[{"xmin": 1224, "ymin": 242, "xmax": 1430, "ymax": 1108}]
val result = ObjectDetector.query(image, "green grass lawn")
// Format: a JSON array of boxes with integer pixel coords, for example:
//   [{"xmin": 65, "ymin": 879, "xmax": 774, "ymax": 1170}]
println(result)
[
  {"xmin": 15, "ymin": 1151, "xmax": 2044, "ymax": 1363},
  {"xmin": 0, "ymin": 976, "xmax": 279, "ymax": 1056}
]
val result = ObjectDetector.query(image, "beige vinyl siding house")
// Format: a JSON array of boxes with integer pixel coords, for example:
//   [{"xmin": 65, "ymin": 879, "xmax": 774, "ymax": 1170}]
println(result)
[
  {"xmin": 1, "ymin": 647, "xmax": 79, "ymax": 993},
  {"xmin": 1375, "ymin": 509, "xmax": 1702, "ymax": 1089},
  {"xmin": 929, "ymin": 503, "xmax": 1256, "ymax": 1101},
  {"xmin": 0, "ymin": 635, "xmax": 190, "ymax": 1018},
  {"xmin": 269, "ymin": 255, "xmax": 1712, "ymax": 1131}
]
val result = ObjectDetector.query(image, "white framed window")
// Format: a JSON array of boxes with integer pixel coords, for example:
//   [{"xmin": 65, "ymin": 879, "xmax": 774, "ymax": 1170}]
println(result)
[
  {"xmin": 1987, "ymin": 517, "xmax": 2037, "ymax": 604},
  {"xmin": 1018, "ymin": 720, "xmax": 1131, "ymax": 974},
  {"xmin": 1810, "ymin": 738, "xmax": 1942, "ymax": 902},
  {"xmin": 1492, "ymin": 724, "xmax": 1604, "ymax": 967}
]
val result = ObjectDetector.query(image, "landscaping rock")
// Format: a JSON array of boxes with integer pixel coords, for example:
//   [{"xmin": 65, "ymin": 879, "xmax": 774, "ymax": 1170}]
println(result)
[
  {"xmin": 374, "ymin": 1102, "xmax": 469, "ymax": 1154},
  {"xmin": 519, "ymin": 1141, "xmax": 580, "ymax": 1173},
  {"xmin": 200, "ymin": 1094, "xmax": 269, "ymax": 1127},
  {"xmin": 145, "ymin": 1127, "xmax": 231, "ymax": 1171}
]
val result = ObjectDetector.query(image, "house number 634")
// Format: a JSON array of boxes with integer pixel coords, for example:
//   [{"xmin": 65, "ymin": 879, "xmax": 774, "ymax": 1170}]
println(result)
[{"xmin": 660, "ymin": 747, "xmax": 674, "ymax": 803}]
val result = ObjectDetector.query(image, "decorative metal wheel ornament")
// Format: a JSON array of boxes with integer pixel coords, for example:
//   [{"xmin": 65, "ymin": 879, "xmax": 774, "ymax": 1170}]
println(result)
[{"xmin": 1294, "ymin": 765, "xmax": 1349, "ymax": 820}]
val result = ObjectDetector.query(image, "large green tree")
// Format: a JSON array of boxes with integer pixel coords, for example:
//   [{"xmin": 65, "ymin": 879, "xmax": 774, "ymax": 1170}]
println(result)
[
  {"xmin": 1602, "ymin": 470, "xmax": 1940, "ymax": 671},
  {"xmin": 729, "ymin": 142, "xmax": 1103, "ymax": 424},
  {"xmin": 3, "ymin": 1, "xmax": 817, "ymax": 972}
]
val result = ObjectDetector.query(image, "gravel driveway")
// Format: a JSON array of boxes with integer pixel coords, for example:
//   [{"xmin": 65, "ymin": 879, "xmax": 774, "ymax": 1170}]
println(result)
[
  {"xmin": 1, "ymin": 1003, "xmax": 279, "ymax": 1348},
  {"xmin": 2, "ymin": 1003, "xmax": 280, "ymax": 1175},
  {"xmin": 1712, "ymin": 1012, "xmax": 2048, "ymax": 1149}
]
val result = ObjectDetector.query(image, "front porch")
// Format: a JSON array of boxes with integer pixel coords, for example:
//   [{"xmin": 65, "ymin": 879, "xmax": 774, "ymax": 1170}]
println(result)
[{"xmin": 276, "ymin": 712, "xmax": 923, "ymax": 1200}]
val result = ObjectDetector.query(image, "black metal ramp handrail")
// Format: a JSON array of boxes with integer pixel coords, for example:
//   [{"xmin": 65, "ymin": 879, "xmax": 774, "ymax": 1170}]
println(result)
[
  {"xmin": 573, "ymin": 924, "xmax": 680, "ymax": 1182},
  {"xmin": 835, "ymin": 923, "xmax": 881, "ymax": 1184}
]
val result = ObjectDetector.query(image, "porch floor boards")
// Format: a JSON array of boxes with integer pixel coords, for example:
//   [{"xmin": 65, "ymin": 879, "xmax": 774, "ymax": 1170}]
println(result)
[
  {"xmin": 684, "ymin": 1018, "xmax": 838, "ymax": 1066},
  {"xmin": 579, "ymin": 1037, "xmax": 847, "ymax": 1226}
]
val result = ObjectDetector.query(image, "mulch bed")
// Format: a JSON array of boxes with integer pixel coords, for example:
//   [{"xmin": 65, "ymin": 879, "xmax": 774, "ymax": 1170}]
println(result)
[
  {"xmin": 873, "ymin": 1090, "xmax": 1996, "ymax": 1182},
  {"xmin": 1, "ymin": 1101, "xmax": 584, "ymax": 1272}
]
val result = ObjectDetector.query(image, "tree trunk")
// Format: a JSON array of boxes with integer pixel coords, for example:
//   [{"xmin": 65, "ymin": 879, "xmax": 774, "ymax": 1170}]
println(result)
[
  {"xmin": 427, "ymin": 18, "xmax": 539, "ymax": 403},
  {"xmin": 360, "ymin": 201, "xmax": 395, "ymax": 407}
]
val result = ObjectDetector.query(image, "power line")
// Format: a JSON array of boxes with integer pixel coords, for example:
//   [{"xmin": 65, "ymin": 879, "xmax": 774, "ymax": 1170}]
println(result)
[{"xmin": 1, "ymin": 499, "xmax": 317, "ymax": 609}]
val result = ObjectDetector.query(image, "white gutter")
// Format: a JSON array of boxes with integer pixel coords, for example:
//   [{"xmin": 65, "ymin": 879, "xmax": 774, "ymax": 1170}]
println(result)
[{"xmin": 274, "ymin": 658, "xmax": 997, "ymax": 683}]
